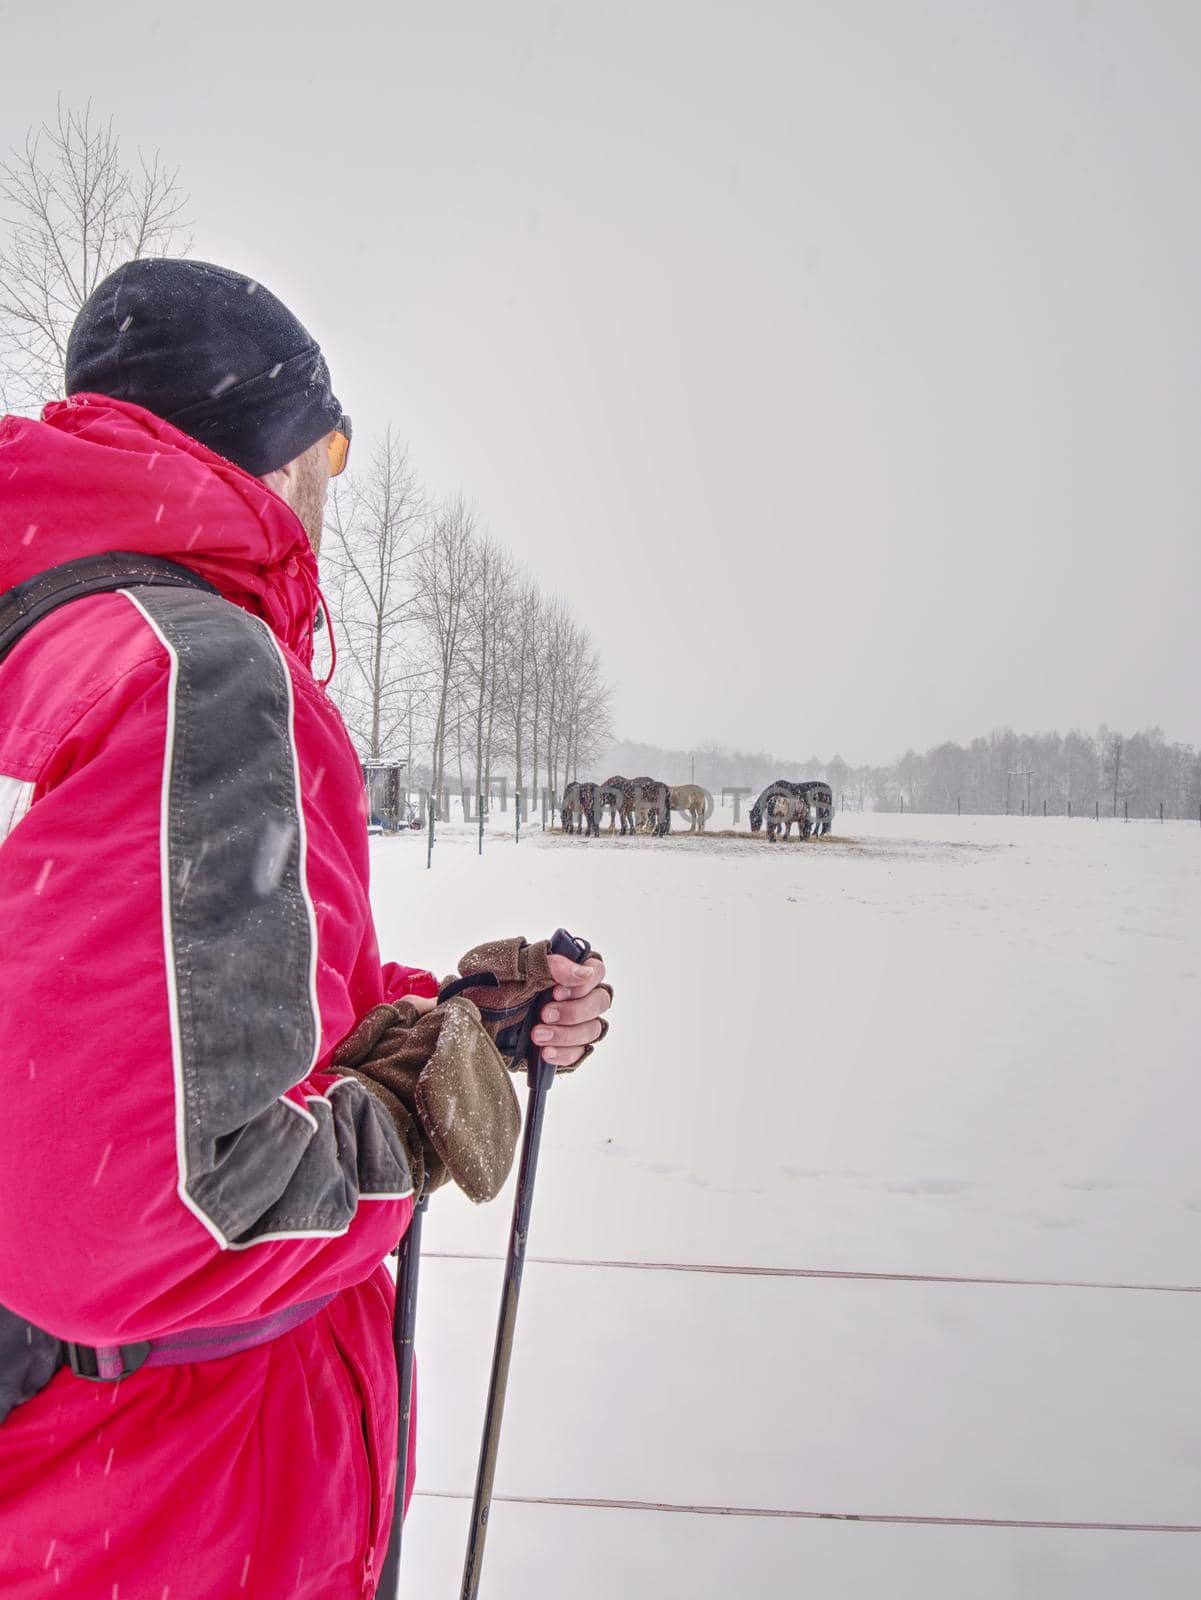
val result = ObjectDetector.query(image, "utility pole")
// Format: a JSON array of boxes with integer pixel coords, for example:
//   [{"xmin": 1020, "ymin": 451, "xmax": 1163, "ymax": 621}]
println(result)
[
  {"xmin": 1006, "ymin": 770, "xmax": 1034, "ymax": 816},
  {"xmin": 1111, "ymin": 739, "xmax": 1122, "ymax": 818}
]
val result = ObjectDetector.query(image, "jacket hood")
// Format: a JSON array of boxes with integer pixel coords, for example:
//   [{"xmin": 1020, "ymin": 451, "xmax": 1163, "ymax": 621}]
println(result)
[{"xmin": 0, "ymin": 395, "xmax": 321, "ymax": 667}]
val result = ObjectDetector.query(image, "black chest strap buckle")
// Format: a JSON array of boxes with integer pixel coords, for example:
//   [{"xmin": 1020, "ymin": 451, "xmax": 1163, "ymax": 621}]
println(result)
[{"xmin": 64, "ymin": 1340, "xmax": 152, "ymax": 1382}]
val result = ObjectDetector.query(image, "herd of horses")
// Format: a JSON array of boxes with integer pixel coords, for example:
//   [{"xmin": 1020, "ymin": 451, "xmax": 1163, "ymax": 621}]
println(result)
[
  {"xmin": 560, "ymin": 775, "xmax": 685, "ymax": 837},
  {"xmin": 560, "ymin": 777, "xmax": 835, "ymax": 841}
]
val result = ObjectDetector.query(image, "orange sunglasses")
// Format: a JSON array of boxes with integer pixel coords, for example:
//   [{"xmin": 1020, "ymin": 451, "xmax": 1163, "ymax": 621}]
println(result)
[{"xmin": 328, "ymin": 414, "xmax": 352, "ymax": 477}]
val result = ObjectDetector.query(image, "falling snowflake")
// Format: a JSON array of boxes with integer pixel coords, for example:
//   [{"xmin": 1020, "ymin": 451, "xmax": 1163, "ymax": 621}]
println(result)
[{"xmin": 92, "ymin": 1143, "xmax": 114, "ymax": 1187}]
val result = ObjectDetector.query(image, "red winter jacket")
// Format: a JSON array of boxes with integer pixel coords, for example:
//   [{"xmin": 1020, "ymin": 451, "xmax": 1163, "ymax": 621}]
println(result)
[{"xmin": 0, "ymin": 397, "xmax": 437, "ymax": 1599}]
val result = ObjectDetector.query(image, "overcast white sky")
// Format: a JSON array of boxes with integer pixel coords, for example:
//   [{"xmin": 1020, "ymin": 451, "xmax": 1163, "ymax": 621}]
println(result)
[{"xmin": 2, "ymin": 0, "xmax": 1197, "ymax": 764}]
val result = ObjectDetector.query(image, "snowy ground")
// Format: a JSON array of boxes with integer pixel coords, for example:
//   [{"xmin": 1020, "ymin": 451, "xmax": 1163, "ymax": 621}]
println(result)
[{"xmin": 369, "ymin": 804, "xmax": 1201, "ymax": 1597}]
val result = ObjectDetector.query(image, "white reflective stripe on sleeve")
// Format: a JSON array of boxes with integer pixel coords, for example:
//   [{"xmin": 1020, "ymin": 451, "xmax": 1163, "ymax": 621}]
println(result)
[{"xmin": 0, "ymin": 775, "xmax": 35, "ymax": 842}]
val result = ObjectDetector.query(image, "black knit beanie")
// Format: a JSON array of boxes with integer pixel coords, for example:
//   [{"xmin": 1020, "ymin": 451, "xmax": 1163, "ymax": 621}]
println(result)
[{"xmin": 64, "ymin": 258, "xmax": 344, "ymax": 477}]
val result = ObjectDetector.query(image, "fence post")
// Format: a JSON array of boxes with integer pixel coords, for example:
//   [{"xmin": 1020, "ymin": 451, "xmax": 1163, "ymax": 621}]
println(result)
[
  {"xmin": 957, "ymin": 795, "xmax": 961, "ymax": 816},
  {"xmin": 1042, "ymin": 799, "xmax": 1047, "ymax": 818},
  {"xmin": 1068, "ymin": 799, "xmax": 1072, "ymax": 819},
  {"xmin": 516, "ymin": 788, "xmax": 521, "ymax": 844},
  {"xmin": 427, "ymin": 797, "xmax": 435, "ymax": 870},
  {"xmin": 1159, "ymin": 801, "xmax": 1164, "ymax": 824},
  {"xmin": 1124, "ymin": 800, "xmax": 1128, "ymax": 823},
  {"xmin": 1095, "ymin": 800, "xmax": 1099, "ymax": 821}
]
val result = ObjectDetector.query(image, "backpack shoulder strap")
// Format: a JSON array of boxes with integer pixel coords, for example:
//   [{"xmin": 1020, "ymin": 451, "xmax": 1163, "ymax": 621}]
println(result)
[{"xmin": 0, "ymin": 551, "xmax": 219, "ymax": 669}]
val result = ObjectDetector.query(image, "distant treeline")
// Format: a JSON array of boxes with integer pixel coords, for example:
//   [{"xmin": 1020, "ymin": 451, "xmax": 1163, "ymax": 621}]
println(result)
[{"xmin": 598, "ymin": 728, "xmax": 1201, "ymax": 819}]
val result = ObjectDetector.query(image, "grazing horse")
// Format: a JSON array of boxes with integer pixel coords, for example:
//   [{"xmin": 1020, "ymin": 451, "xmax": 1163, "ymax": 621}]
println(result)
[
  {"xmin": 601, "ymin": 775, "xmax": 634, "ymax": 835},
  {"xmin": 630, "ymin": 776, "xmax": 671, "ymax": 836},
  {"xmin": 670, "ymin": 783, "xmax": 708, "ymax": 833},
  {"xmin": 765, "ymin": 792, "xmax": 810, "ymax": 841},
  {"xmin": 561, "ymin": 780, "xmax": 599, "ymax": 836},
  {"xmin": 750, "ymin": 779, "xmax": 832, "ymax": 839}
]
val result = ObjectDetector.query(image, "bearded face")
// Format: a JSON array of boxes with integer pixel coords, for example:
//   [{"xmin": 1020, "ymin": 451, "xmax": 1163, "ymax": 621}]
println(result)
[{"xmin": 285, "ymin": 436, "xmax": 332, "ymax": 557}]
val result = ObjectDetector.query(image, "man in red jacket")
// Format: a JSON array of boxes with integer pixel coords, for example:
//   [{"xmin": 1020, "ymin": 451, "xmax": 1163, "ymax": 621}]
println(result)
[{"xmin": 0, "ymin": 259, "xmax": 610, "ymax": 1599}]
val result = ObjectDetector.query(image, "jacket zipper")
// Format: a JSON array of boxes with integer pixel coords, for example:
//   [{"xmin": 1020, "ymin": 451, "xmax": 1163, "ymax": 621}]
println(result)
[
  {"xmin": 361, "ymin": 1413, "xmax": 379, "ymax": 1596},
  {"xmin": 325, "ymin": 1307, "xmax": 384, "ymax": 1594}
]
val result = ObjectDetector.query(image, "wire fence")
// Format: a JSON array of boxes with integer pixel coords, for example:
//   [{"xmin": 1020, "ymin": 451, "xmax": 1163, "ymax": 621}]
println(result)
[
  {"xmin": 424, "ymin": 1249, "xmax": 1201, "ymax": 1297},
  {"xmin": 414, "ymin": 1487, "xmax": 1201, "ymax": 1536},
  {"xmin": 418, "ymin": 1249, "xmax": 1201, "ymax": 1540},
  {"xmin": 840, "ymin": 791, "xmax": 1201, "ymax": 823}
]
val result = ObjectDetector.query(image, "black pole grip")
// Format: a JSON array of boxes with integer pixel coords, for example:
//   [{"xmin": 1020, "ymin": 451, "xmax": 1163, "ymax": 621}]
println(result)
[{"xmin": 548, "ymin": 927, "xmax": 591, "ymax": 965}]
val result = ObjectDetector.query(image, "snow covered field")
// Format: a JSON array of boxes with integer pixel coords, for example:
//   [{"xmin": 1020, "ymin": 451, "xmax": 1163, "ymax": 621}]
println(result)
[{"xmin": 369, "ymin": 806, "xmax": 1201, "ymax": 1597}]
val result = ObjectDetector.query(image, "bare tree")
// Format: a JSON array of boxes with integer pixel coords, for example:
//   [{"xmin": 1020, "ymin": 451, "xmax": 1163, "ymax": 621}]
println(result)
[
  {"xmin": 538, "ymin": 597, "xmax": 572, "ymax": 801},
  {"xmin": 556, "ymin": 616, "xmax": 610, "ymax": 785},
  {"xmin": 460, "ymin": 532, "xmax": 514, "ymax": 811},
  {"xmin": 0, "ymin": 100, "xmax": 189, "ymax": 410},
  {"xmin": 413, "ymin": 497, "xmax": 475, "ymax": 810},
  {"xmin": 1108, "ymin": 734, "xmax": 1123, "ymax": 818},
  {"xmin": 323, "ymin": 428, "xmax": 426, "ymax": 759},
  {"xmin": 498, "ymin": 575, "xmax": 541, "ymax": 810},
  {"xmin": 570, "ymin": 639, "xmax": 613, "ymax": 777},
  {"xmin": 527, "ymin": 597, "xmax": 546, "ymax": 798}
]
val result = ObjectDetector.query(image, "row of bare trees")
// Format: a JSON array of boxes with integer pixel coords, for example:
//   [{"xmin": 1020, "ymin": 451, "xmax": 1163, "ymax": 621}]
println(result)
[
  {"xmin": 319, "ymin": 429, "xmax": 611, "ymax": 808},
  {"xmin": 862, "ymin": 726, "xmax": 1201, "ymax": 818}
]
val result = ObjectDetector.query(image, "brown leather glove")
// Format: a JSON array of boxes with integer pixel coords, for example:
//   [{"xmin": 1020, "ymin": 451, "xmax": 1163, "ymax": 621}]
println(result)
[
  {"xmin": 439, "ymin": 937, "xmax": 612, "ymax": 1074},
  {"xmin": 331, "ymin": 998, "xmax": 520, "ymax": 1203}
]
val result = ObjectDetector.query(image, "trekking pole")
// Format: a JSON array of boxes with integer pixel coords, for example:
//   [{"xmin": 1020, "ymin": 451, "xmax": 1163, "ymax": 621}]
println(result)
[
  {"xmin": 378, "ymin": 1188, "xmax": 429, "ymax": 1598},
  {"xmin": 459, "ymin": 927, "xmax": 591, "ymax": 1600}
]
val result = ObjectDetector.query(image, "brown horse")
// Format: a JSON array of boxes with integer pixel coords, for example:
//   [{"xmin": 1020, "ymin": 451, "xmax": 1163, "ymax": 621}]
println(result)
[{"xmin": 669, "ymin": 784, "xmax": 708, "ymax": 833}]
